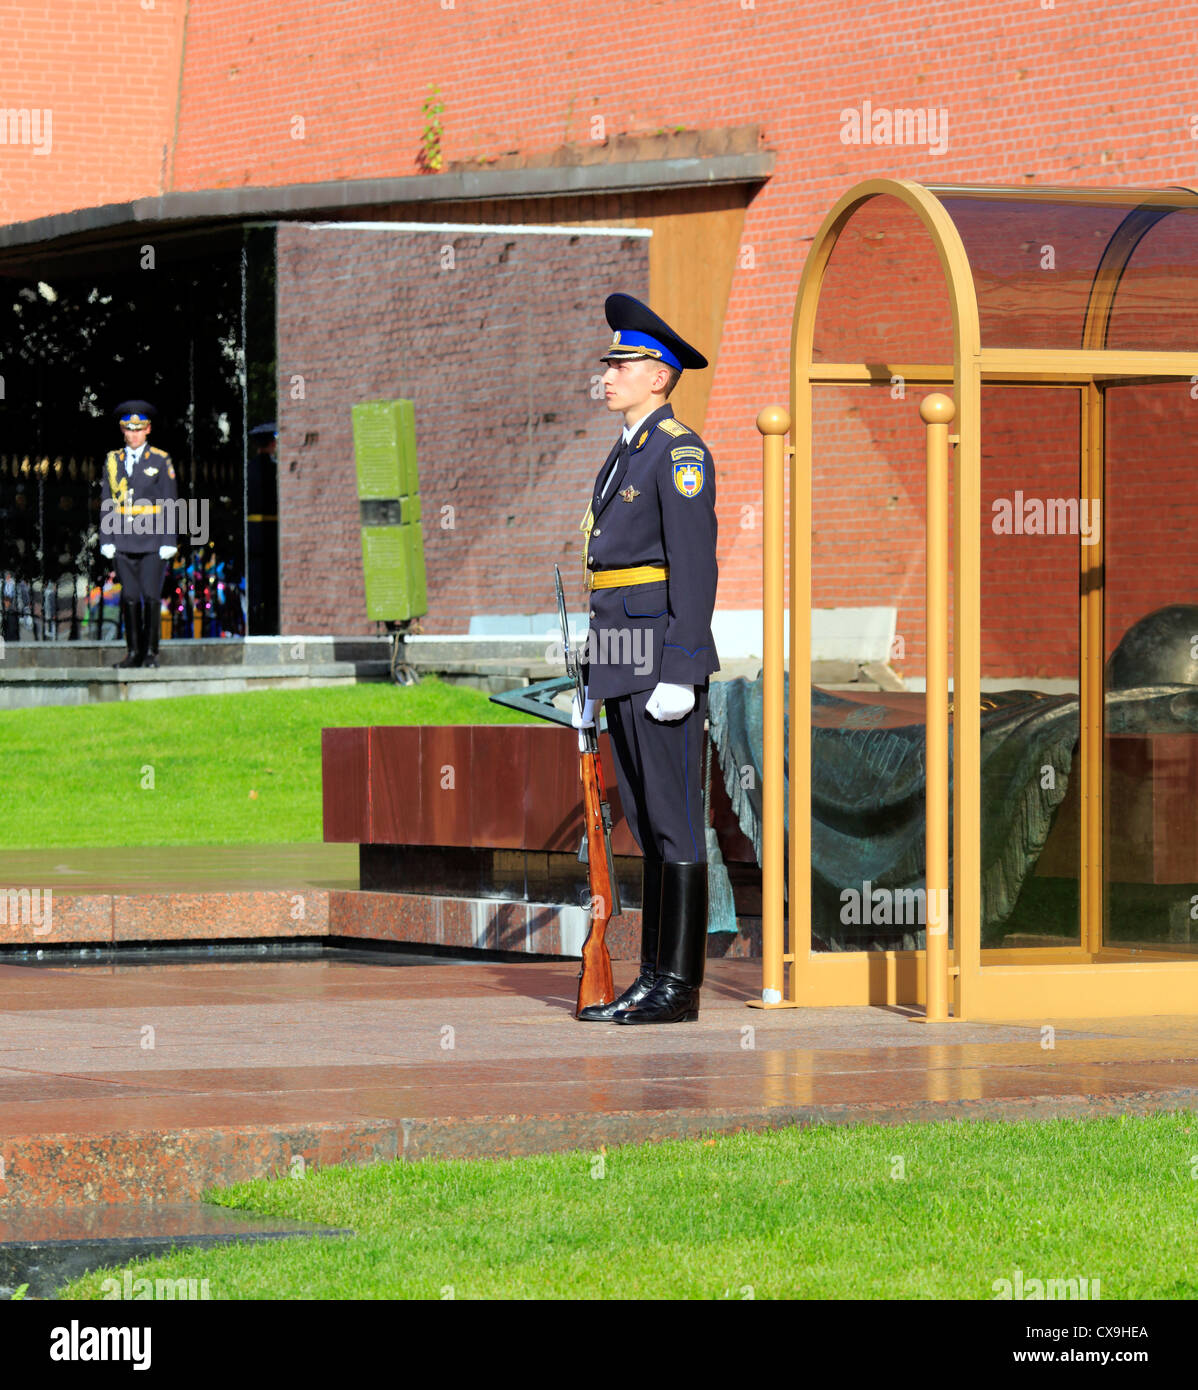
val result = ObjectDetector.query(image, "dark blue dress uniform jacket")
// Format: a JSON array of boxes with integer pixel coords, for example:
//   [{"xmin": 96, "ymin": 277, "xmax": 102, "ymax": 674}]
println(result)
[
  {"xmin": 583, "ymin": 403, "xmax": 719, "ymax": 700},
  {"xmin": 99, "ymin": 446, "xmax": 179, "ymax": 555}
]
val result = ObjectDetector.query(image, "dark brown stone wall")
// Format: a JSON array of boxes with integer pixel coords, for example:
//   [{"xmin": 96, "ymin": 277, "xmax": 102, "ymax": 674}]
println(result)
[{"xmin": 276, "ymin": 223, "xmax": 648, "ymax": 634}]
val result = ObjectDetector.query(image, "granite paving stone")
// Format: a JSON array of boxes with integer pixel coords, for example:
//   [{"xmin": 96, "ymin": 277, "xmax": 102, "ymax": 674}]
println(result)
[{"xmin": 0, "ymin": 956, "xmax": 1193, "ymax": 1208}]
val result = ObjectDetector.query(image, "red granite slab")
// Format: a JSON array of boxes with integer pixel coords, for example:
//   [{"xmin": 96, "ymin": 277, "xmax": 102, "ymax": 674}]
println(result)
[
  {"xmin": 1106, "ymin": 733, "xmax": 1198, "ymax": 883},
  {"xmin": 0, "ymin": 893, "xmax": 111, "ymax": 947},
  {"xmin": 0, "ymin": 1072, "xmax": 177, "ymax": 1103},
  {"xmin": 368, "ymin": 726, "xmax": 421, "ymax": 844},
  {"xmin": 469, "ymin": 725, "xmax": 530, "ymax": 848},
  {"xmin": 0, "ymin": 1120, "xmax": 398, "ymax": 1208},
  {"xmin": 0, "ymin": 884, "xmax": 669, "ymax": 962},
  {"xmin": 59, "ymin": 1039, "xmax": 1143, "ymax": 1096},
  {"xmin": 525, "ymin": 728, "xmax": 586, "ymax": 851},
  {"xmin": 598, "ymin": 911, "xmax": 641, "ymax": 960},
  {"xmin": 0, "ymin": 957, "xmax": 1194, "ymax": 1208},
  {"xmin": 323, "ymin": 725, "xmax": 645, "ymax": 855},
  {"xmin": 0, "ymin": 1091, "xmax": 401, "ymax": 1139},
  {"xmin": 393, "ymin": 1087, "xmax": 1198, "ymax": 1163},
  {"xmin": 708, "ymin": 760, "xmax": 758, "ymax": 863},
  {"xmin": 419, "ymin": 727, "xmax": 473, "ymax": 846},
  {"xmin": 0, "ymin": 972, "xmax": 243, "ymax": 1012},
  {"xmin": 329, "ymin": 890, "xmax": 645, "ymax": 960},
  {"xmin": 601, "ymin": 734, "xmax": 640, "ymax": 857},
  {"xmin": 321, "ymin": 727, "xmax": 371, "ymax": 842},
  {"xmin": 112, "ymin": 891, "xmax": 327, "ymax": 942}
]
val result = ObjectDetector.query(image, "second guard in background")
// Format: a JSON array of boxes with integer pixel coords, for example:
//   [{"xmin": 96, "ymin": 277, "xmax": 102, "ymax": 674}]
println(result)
[
  {"xmin": 573, "ymin": 294, "xmax": 720, "ymax": 1024},
  {"xmin": 99, "ymin": 400, "xmax": 179, "ymax": 668}
]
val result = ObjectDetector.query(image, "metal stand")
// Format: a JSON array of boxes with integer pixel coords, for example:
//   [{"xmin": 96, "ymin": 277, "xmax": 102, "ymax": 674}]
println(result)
[{"xmin": 386, "ymin": 621, "xmax": 420, "ymax": 685}]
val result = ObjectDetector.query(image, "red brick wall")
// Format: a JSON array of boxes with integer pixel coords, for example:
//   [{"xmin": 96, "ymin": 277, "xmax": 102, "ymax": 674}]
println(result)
[
  {"xmin": 10, "ymin": 0, "xmax": 1198, "ymax": 670},
  {"xmin": 275, "ymin": 222, "xmax": 648, "ymax": 635},
  {"xmin": 0, "ymin": 0, "xmax": 185, "ymax": 221}
]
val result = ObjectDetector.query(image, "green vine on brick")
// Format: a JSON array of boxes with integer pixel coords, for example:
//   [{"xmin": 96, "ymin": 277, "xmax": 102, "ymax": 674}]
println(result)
[{"xmin": 420, "ymin": 87, "xmax": 444, "ymax": 173}]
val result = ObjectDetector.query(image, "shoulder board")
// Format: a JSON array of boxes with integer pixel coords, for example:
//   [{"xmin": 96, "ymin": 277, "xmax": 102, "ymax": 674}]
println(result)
[
  {"xmin": 106, "ymin": 450, "xmax": 120, "ymax": 462},
  {"xmin": 656, "ymin": 418, "xmax": 690, "ymax": 438},
  {"xmin": 149, "ymin": 447, "xmax": 168, "ymax": 458}
]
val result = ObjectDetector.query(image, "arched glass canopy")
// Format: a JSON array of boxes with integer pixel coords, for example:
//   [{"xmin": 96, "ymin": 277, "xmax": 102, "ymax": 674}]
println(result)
[{"xmin": 768, "ymin": 179, "xmax": 1198, "ymax": 1020}]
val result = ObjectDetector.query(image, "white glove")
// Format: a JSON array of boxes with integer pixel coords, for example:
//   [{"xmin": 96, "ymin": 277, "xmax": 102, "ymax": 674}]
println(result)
[
  {"xmin": 100, "ymin": 544, "xmax": 115, "ymax": 560},
  {"xmin": 159, "ymin": 545, "xmax": 177, "ymax": 559},
  {"xmin": 646, "ymin": 681, "xmax": 695, "ymax": 722},
  {"xmin": 571, "ymin": 689, "xmax": 596, "ymax": 752}
]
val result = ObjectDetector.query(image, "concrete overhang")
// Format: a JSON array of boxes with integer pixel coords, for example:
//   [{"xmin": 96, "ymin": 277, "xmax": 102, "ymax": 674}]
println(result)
[{"xmin": 0, "ymin": 149, "xmax": 776, "ymax": 260}]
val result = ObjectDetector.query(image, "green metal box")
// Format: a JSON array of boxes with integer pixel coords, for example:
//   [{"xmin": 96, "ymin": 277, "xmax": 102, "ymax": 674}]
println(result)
[{"xmin": 351, "ymin": 400, "xmax": 427, "ymax": 623}]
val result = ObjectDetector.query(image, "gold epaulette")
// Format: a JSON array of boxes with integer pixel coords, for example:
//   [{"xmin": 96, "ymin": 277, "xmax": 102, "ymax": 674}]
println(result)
[{"xmin": 657, "ymin": 418, "xmax": 690, "ymax": 438}]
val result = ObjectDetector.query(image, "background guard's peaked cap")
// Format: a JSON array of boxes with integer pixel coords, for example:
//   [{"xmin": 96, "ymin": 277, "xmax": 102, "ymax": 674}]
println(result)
[
  {"xmin": 602, "ymin": 293, "xmax": 708, "ymax": 371},
  {"xmin": 113, "ymin": 399, "xmax": 156, "ymax": 427}
]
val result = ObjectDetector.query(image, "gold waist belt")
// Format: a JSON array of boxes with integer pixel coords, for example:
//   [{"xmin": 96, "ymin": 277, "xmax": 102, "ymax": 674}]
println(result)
[
  {"xmin": 116, "ymin": 504, "xmax": 162, "ymax": 515},
  {"xmin": 586, "ymin": 565, "xmax": 668, "ymax": 591}
]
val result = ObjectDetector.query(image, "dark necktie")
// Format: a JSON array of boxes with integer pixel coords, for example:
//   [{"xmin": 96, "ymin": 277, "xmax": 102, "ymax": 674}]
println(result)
[{"xmin": 604, "ymin": 438, "xmax": 629, "ymax": 500}]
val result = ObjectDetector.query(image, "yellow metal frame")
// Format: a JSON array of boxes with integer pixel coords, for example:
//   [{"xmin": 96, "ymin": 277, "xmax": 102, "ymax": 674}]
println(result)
[{"xmin": 755, "ymin": 177, "xmax": 1198, "ymax": 1020}]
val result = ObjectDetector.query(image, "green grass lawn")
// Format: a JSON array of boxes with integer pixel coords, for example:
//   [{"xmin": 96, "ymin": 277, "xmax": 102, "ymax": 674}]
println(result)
[
  {"xmin": 0, "ymin": 680, "xmax": 539, "ymax": 848},
  {"xmin": 60, "ymin": 1115, "xmax": 1198, "ymax": 1300}
]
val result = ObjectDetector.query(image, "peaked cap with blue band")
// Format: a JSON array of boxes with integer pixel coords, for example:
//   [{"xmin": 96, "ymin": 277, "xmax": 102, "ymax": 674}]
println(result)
[
  {"xmin": 114, "ymin": 399, "xmax": 156, "ymax": 428},
  {"xmin": 600, "ymin": 293, "xmax": 708, "ymax": 372}
]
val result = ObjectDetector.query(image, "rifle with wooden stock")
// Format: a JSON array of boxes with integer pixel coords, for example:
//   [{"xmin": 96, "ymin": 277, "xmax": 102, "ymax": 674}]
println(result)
[{"xmin": 556, "ymin": 564, "xmax": 620, "ymax": 1017}]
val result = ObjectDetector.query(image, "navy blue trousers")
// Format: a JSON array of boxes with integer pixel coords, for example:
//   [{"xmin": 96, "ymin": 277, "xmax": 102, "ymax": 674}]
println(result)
[
  {"xmin": 115, "ymin": 551, "xmax": 167, "ymax": 605},
  {"xmin": 604, "ymin": 684, "xmax": 709, "ymax": 864}
]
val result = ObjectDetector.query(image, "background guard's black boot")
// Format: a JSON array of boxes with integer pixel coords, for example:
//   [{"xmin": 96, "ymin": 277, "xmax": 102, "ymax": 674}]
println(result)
[
  {"xmin": 141, "ymin": 599, "xmax": 161, "ymax": 668},
  {"xmin": 113, "ymin": 598, "xmax": 143, "ymax": 669},
  {"xmin": 615, "ymin": 862, "xmax": 707, "ymax": 1024},
  {"xmin": 577, "ymin": 857, "xmax": 664, "ymax": 1021}
]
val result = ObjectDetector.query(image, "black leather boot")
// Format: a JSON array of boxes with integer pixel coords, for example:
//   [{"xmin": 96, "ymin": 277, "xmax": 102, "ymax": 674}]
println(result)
[
  {"xmin": 615, "ymin": 862, "xmax": 707, "ymax": 1025},
  {"xmin": 141, "ymin": 599, "xmax": 161, "ymax": 669},
  {"xmin": 578, "ymin": 857, "xmax": 664, "ymax": 1021},
  {"xmin": 113, "ymin": 597, "xmax": 143, "ymax": 669}
]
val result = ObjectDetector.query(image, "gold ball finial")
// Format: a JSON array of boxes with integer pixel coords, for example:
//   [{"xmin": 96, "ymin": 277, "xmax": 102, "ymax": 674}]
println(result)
[
  {"xmin": 756, "ymin": 405, "xmax": 791, "ymax": 435},
  {"xmin": 920, "ymin": 393, "xmax": 955, "ymax": 425}
]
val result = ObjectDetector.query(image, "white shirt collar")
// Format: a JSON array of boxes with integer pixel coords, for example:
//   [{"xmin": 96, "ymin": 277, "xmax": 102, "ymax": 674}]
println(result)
[{"xmin": 622, "ymin": 408, "xmax": 657, "ymax": 444}]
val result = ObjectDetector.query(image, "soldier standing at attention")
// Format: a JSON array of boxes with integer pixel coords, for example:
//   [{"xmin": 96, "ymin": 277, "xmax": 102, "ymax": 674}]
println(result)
[
  {"xmin": 99, "ymin": 400, "xmax": 179, "ymax": 669},
  {"xmin": 573, "ymin": 294, "xmax": 719, "ymax": 1024}
]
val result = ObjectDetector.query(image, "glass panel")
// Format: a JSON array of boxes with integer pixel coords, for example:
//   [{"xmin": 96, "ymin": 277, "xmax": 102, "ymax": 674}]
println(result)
[
  {"xmin": 978, "ymin": 387, "xmax": 1082, "ymax": 949},
  {"xmin": 809, "ymin": 382, "xmax": 934, "ymax": 952},
  {"xmin": 931, "ymin": 189, "xmax": 1198, "ymax": 350},
  {"xmin": 1105, "ymin": 207, "xmax": 1198, "ymax": 351},
  {"xmin": 1102, "ymin": 382, "xmax": 1198, "ymax": 957},
  {"xmin": 937, "ymin": 193, "xmax": 1127, "ymax": 349},
  {"xmin": 812, "ymin": 194, "xmax": 953, "ymax": 365}
]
